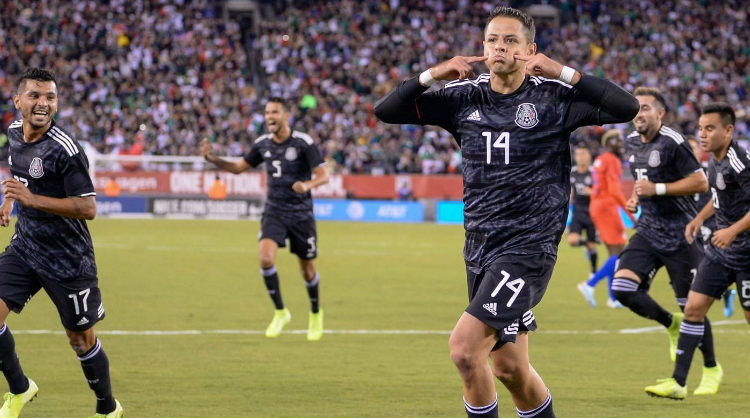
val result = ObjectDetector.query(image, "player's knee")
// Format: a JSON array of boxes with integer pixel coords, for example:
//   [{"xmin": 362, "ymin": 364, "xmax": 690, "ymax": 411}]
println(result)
[
  {"xmin": 566, "ymin": 234, "xmax": 579, "ymax": 246},
  {"xmin": 448, "ymin": 338, "xmax": 478, "ymax": 373},
  {"xmin": 259, "ymin": 255, "xmax": 275, "ymax": 269},
  {"xmin": 492, "ymin": 359, "xmax": 526, "ymax": 388},
  {"xmin": 683, "ymin": 303, "xmax": 706, "ymax": 322},
  {"xmin": 67, "ymin": 332, "xmax": 95, "ymax": 356},
  {"xmin": 743, "ymin": 310, "xmax": 750, "ymax": 326}
]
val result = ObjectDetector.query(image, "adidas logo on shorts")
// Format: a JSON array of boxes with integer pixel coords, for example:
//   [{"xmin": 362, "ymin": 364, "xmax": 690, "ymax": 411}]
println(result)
[
  {"xmin": 77, "ymin": 317, "xmax": 89, "ymax": 326},
  {"xmin": 483, "ymin": 303, "xmax": 497, "ymax": 316}
]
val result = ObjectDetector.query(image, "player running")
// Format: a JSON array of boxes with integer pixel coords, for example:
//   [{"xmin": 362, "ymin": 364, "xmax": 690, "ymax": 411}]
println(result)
[
  {"xmin": 567, "ymin": 146, "xmax": 599, "ymax": 278},
  {"xmin": 202, "ymin": 97, "xmax": 329, "ymax": 341}
]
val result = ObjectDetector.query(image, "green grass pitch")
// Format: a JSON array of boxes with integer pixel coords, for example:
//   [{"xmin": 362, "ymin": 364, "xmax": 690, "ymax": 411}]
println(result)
[{"xmin": 0, "ymin": 219, "xmax": 746, "ymax": 417}]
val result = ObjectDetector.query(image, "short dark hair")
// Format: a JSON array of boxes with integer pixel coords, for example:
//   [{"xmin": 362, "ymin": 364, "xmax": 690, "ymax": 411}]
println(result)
[
  {"xmin": 633, "ymin": 87, "xmax": 667, "ymax": 110},
  {"xmin": 17, "ymin": 68, "xmax": 57, "ymax": 93},
  {"xmin": 485, "ymin": 6, "xmax": 535, "ymax": 44},
  {"xmin": 700, "ymin": 102, "xmax": 735, "ymax": 127},
  {"xmin": 266, "ymin": 97, "xmax": 288, "ymax": 112}
]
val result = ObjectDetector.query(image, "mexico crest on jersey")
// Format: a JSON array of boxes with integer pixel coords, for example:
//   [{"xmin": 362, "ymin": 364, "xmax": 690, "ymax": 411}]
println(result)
[
  {"xmin": 29, "ymin": 157, "xmax": 44, "ymax": 178},
  {"xmin": 648, "ymin": 150, "xmax": 661, "ymax": 167},
  {"xmin": 285, "ymin": 147, "xmax": 298, "ymax": 161},
  {"xmin": 716, "ymin": 172, "xmax": 726, "ymax": 190},
  {"xmin": 515, "ymin": 103, "xmax": 539, "ymax": 129}
]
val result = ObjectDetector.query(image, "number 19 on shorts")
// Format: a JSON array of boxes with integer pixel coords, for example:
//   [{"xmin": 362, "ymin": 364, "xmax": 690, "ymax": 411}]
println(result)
[{"xmin": 483, "ymin": 132, "xmax": 510, "ymax": 164}]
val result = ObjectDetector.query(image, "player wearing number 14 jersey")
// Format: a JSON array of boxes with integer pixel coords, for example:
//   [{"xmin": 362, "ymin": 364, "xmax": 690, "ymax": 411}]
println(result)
[
  {"xmin": 375, "ymin": 6, "xmax": 638, "ymax": 418},
  {"xmin": 202, "ymin": 97, "xmax": 329, "ymax": 341}
]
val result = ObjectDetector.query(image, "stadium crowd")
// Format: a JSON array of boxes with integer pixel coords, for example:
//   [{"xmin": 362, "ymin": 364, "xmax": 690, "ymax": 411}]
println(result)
[{"xmin": 1, "ymin": 0, "xmax": 749, "ymax": 174}]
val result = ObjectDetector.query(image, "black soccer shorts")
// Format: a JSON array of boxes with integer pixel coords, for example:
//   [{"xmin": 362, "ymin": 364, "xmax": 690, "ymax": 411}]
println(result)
[
  {"xmin": 691, "ymin": 257, "xmax": 750, "ymax": 310},
  {"xmin": 568, "ymin": 211, "xmax": 598, "ymax": 243},
  {"xmin": 0, "ymin": 247, "xmax": 104, "ymax": 332},
  {"xmin": 259, "ymin": 212, "xmax": 318, "ymax": 260},
  {"xmin": 616, "ymin": 233, "xmax": 703, "ymax": 306},
  {"xmin": 465, "ymin": 252, "xmax": 556, "ymax": 351}
]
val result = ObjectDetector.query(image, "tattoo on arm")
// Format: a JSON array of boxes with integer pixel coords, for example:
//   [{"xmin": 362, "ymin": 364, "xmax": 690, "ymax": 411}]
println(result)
[{"xmin": 69, "ymin": 197, "xmax": 83, "ymax": 216}]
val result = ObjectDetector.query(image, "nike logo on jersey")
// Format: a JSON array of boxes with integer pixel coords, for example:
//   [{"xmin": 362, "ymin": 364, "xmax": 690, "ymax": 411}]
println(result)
[
  {"xmin": 483, "ymin": 302, "xmax": 497, "ymax": 316},
  {"xmin": 467, "ymin": 110, "xmax": 481, "ymax": 122}
]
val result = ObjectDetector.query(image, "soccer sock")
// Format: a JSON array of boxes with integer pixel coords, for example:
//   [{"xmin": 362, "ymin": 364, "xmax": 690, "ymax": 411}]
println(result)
[
  {"xmin": 78, "ymin": 338, "xmax": 116, "ymax": 414},
  {"xmin": 261, "ymin": 266, "xmax": 284, "ymax": 310},
  {"xmin": 517, "ymin": 390, "xmax": 554, "ymax": 418},
  {"xmin": 588, "ymin": 248, "xmax": 598, "ymax": 274},
  {"xmin": 697, "ymin": 316, "xmax": 717, "ymax": 368},
  {"xmin": 672, "ymin": 320, "xmax": 704, "ymax": 386},
  {"xmin": 611, "ymin": 278, "xmax": 672, "ymax": 328},
  {"xmin": 305, "ymin": 272, "xmax": 320, "ymax": 314},
  {"xmin": 587, "ymin": 255, "xmax": 617, "ymax": 287},
  {"xmin": 606, "ymin": 274, "xmax": 616, "ymax": 301},
  {"xmin": 0, "ymin": 324, "xmax": 29, "ymax": 394},
  {"xmin": 464, "ymin": 395, "xmax": 498, "ymax": 418}
]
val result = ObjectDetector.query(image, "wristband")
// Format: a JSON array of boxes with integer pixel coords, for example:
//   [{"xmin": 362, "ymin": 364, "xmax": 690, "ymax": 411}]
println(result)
[
  {"xmin": 656, "ymin": 183, "xmax": 667, "ymax": 196},
  {"xmin": 558, "ymin": 66, "xmax": 575, "ymax": 84},
  {"xmin": 419, "ymin": 69, "xmax": 437, "ymax": 87}
]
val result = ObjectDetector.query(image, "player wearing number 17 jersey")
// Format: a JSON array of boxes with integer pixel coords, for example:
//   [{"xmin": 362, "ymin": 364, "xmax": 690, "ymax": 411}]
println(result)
[{"xmin": 374, "ymin": 6, "xmax": 638, "ymax": 418}]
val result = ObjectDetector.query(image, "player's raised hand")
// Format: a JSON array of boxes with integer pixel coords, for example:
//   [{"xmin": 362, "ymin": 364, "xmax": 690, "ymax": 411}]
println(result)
[
  {"xmin": 711, "ymin": 226, "xmax": 738, "ymax": 249},
  {"xmin": 200, "ymin": 138, "xmax": 215, "ymax": 161},
  {"xmin": 429, "ymin": 56, "xmax": 489, "ymax": 82},
  {"xmin": 684, "ymin": 218, "xmax": 703, "ymax": 245},
  {"xmin": 513, "ymin": 53, "xmax": 566, "ymax": 79},
  {"xmin": 2, "ymin": 178, "xmax": 35, "ymax": 208}
]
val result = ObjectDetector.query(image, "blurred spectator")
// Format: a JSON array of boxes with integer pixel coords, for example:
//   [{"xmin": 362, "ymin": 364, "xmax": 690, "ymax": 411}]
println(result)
[
  {"xmin": 104, "ymin": 178, "xmax": 122, "ymax": 197},
  {"xmin": 208, "ymin": 175, "xmax": 227, "ymax": 200}
]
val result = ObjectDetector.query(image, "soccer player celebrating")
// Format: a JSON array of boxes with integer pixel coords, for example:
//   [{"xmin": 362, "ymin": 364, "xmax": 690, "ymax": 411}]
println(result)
[
  {"xmin": 612, "ymin": 87, "xmax": 714, "ymax": 369},
  {"xmin": 645, "ymin": 103, "xmax": 750, "ymax": 399},
  {"xmin": 578, "ymin": 130, "xmax": 635, "ymax": 308},
  {"xmin": 201, "ymin": 97, "xmax": 329, "ymax": 341},
  {"xmin": 374, "ymin": 7, "xmax": 638, "ymax": 418},
  {"xmin": 567, "ymin": 146, "xmax": 599, "ymax": 277},
  {"xmin": 0, "ymin": 68, "xmax": 122, "ymax": 418}
]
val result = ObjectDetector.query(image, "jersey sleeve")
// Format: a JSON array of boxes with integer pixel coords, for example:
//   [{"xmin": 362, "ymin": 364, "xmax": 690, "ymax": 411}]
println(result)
[
  {"xmin": 303, "ymin": 143, "xmax": 325, "ymax": 168},
  {"xmin": 412, "ymin": 88, "xmax": 457, "ymax": 132},
  {"xmin": 671, "ymin": 141, "xmax": 702, "ymax": 177},
  {"xmin": 60, "ymin": 150, "xmax": 96, "ymax": 197},
  {"xmin": 243, "ymin": 144, "xmax": 264, "ymax": 167},
  {"xmin": 734, "ymin": 147, "xmax": 750, "ymax": 195}
]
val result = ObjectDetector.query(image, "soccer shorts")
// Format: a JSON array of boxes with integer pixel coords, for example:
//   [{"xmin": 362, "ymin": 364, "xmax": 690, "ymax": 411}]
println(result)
[
  {"xmin": 616, "ymin": 233, "xmax": 703, "ymax": 306},
  {"xmin": 589, "ymin": 200, "xmax": 626, "ymax": 245},
  {"xmin": 568, "ymin": 211, "xmax": 598, "ymax": 243},
  {"xmin": 259, "ymin": 212, "xmax": 318, "ymax": 260},
  {"xmin": 465, "ymin": 252, "xmax": 556, "ymax": 351},
  {"xmin": 0, "ymin": 247, "xmax": 104, "ymax": 332},
  {"xmin": 691, "ymin": 257, "xmax": 750, "ymax": 310}
]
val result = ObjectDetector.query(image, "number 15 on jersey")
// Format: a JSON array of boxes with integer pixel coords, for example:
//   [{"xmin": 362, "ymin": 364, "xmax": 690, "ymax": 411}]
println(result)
[{"xmin": 483, "ymin": 132, "xmax": 510, "ymax": 164}]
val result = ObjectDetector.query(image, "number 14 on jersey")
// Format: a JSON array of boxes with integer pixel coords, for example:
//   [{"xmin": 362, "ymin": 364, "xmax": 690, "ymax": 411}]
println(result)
[{"xmin": 483, "ymin": 132, "xmax": 510, "ymax": 164}]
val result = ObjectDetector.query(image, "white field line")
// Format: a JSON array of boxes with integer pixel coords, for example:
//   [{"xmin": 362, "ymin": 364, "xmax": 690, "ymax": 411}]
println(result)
[{"xmin": 10, "ymin": 321, "xmax": 748, "ymax": 336}]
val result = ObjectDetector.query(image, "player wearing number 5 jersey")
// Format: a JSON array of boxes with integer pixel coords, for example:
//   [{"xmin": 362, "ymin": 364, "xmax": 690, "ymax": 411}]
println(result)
[
  {"xmin": 201, "ymin": 97, "xmax": 329, "ymax": 341},
  {"xmin": 374, "ymin": 6, "xmax": 638, "ymax": 418},
  {"xmin": 645, "ymin": 103, "xmax": 750, "ymax": 399},
  {"xmin": 0, "ymin": 68, "xmax": 122, "ymax": 418}
]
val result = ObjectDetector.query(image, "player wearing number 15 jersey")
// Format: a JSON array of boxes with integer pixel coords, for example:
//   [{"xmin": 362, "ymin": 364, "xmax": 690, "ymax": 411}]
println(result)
[
  {"xmin": 202, "ymin": 97, "xmax": 329, "ymax": 341},
  {"xmin": 0, "ymin": 68, "xmax": 122, "ymax": 418},
  {"xmin": 374, "ymin": 6, "xmax": 638, "ymax": 418}
]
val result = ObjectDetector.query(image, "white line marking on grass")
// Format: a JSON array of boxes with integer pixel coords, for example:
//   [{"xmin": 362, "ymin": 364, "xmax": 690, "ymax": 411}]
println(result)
[{"xmin": 10, "ymin": 321, "xmax": 748, "ymax": 337}]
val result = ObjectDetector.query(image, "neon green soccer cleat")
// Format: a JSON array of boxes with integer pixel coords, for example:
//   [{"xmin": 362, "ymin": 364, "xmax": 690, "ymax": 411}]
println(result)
[
  {"xmin": 265, "ymin": 308, "xmax": 291, "ymax": 338},
  {"xmin": 645, "ymin": 378, "xmax": 686, "ymax": 400},
  {"xmin": 0, "ymin": 378, "xmax": 38, "ymax": 418},
  {"xmin": 307, "ymin": 310, "xmax": 324, "ymax": 341},
  {"xmin": 694, "ymin": 364, "xmax": 723, "ymax": 395},
  {"xmin": 667, "ymin": 312, "xmax": 684, "ymax": 362},
  {"xmin": 90, "ymin": 399, "xmax": 123, "ymax": 418}
]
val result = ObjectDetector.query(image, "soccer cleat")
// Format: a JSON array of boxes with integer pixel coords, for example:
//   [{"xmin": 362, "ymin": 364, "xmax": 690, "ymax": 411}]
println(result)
[
  {"xmin": 723, "ymin": 290, "xmax": 736, "ymax": 318},
  {"xmin": 694, "ymin": 364, "xmax": 723, "ymax": 395},
  {"xmin": 576, "ymin": 282, "xmax": 597, "ymax": 307},
  {"xmin": 265, "ymin": 308, "xmax": 291, "ymax": 338},
  {"xmin": 606, "ymin": 298, "xmax": 625, "ymax": 308},
  {"xmin": 0, "ymin": 379, "xmax": 38, "ymax": 418},
  {"xmin": 667, "ymin": 312, "xmax": 684, "ymax": 362},
  {"xmin": 90, "ymin": 399, "xmax": 123, "ymax": 418},
  {"xmin": 645, "ymin": 378, "xmax": 686, "ymax": 400},
  {"xmin": 307, "ymin": 310, "xmax": 324, "ymax": 341}
]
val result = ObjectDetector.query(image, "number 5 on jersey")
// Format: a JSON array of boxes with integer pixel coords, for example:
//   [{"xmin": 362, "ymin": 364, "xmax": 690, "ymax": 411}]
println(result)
[{"xmin": 483, "ymin": 132, "xmax": 510, "ymax": 164}]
